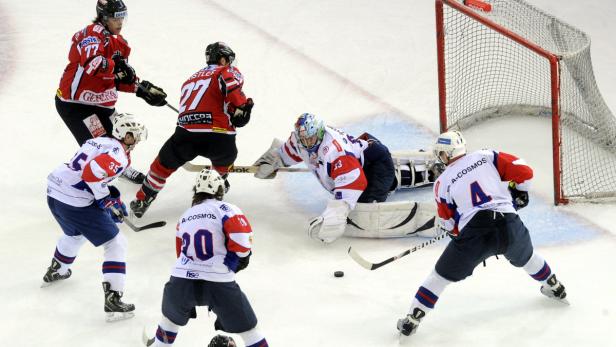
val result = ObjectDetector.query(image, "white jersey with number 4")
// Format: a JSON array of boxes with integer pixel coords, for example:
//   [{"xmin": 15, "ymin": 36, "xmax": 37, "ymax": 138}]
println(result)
[
  {"xmin": 173, "ymin": 199, "xmax": 253, "ymax": 283},
  {"xmin": 46, "ymin": 137, "xmax": 130, "ymax": 207},
  {"xmin": 434, "ymin": 149, "xmax": 533, "ymax": 236}
]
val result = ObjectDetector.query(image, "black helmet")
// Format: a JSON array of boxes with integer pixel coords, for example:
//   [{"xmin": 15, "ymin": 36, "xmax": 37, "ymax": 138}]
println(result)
[
  {"xmin": 96, "ymin": 0, "xmax": 128, "ymax": 21},
  {"xmin": 205, "ymin": 42, "xmax": 235, "ymax": 65}
]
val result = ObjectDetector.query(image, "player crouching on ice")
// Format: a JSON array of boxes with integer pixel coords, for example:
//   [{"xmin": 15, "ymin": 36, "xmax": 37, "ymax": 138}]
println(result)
[
  {"xmin": 253, "ymin": 113, "xmax": 443, "ymax": 243},
  {"xmin": 43, "ymin": 113, "xmax": 147, "ymax": 322},
  {"xmin": 396, "ymin": 130, "xmax": 568, "ymax": 337},
  {"xmin": 143, "ymin": 169, "xmax": 268, "ymax": 347}
]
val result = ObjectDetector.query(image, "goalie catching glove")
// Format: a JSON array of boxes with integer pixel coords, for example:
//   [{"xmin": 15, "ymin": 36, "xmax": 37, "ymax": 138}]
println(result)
[
  {"xmin": 136, "ymin": 81, "xmax": 168, "ymax": 107},
  {"xmin": 307, "ymin": 199, "xmax": 351, "ymax": 243},
  {"xmin": 253, "ymin": 138, "xmax": 287, "ymax": 179}
]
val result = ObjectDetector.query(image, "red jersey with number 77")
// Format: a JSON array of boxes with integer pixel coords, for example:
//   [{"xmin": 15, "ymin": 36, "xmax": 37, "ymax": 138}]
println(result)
[
  {"xmin": 176, "ymin": 64, "xmax": 248, "ymax": 134},
  {"xmin": 433, "ymin": 149, "xmax": 533, "ymax": 236},
  {"xmin": 56, "ymin": 23, "xmax": 137, "ymax": 108}
]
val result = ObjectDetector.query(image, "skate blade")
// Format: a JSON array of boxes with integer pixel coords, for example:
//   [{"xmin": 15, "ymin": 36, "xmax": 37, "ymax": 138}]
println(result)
[
  {"xmin": 40, "ymin": 281, "xmax": 52, "ymax": 288},
  {"xmin": 105, "ymin": 311, "xmax": 135, "ymax": 322},
  {"xmin": 142, "ymin": 327, "xmax": 155, "ymax": 346}
]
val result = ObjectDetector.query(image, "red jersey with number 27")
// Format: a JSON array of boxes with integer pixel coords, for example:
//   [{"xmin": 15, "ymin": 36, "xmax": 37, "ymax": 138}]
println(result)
[{"xmin": 176, "ymin": 64, "xmax": 248, "ymax": 134}]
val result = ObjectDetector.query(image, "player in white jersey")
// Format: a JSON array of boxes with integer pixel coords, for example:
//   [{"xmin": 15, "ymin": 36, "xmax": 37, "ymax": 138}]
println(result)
[
  {"xmin": 254, "ymin": 113, "xmax": 407, "ymax": 243},
  {"xmin": 42, "ymin": 113, "xmax": 147, "ymax": 322},
  {"xmin": 144, "ymin": 169, "xmax": 268, "ymax": 347},
  {"xmin": 396, "ymin": 131, "xmax": 568, "ymax": 337}
]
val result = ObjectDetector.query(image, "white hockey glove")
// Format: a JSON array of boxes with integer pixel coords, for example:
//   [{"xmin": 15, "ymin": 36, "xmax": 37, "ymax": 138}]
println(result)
[
  {"xmin": 252, "ymin": 138, "xmax": 286, "ymax": 179},
  {"xmin": 307, "ymin": 199, "xmax": 351, "ymax": 244}
]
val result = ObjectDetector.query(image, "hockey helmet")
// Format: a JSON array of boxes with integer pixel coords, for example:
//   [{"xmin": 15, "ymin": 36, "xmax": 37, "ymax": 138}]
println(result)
[
  {"xmin": 433, "ymin": 130, "xmax": 467, "ymax": 164},
  {"xmin": 195, "ymin": 169, "xmax": 226, "ymax": 200},
  {"xmin": 294, "ymin": 113, "xmax": 325, "ymax": 151},
  {"xmin": 205, "ymin": 42, "xmax": 236, "ymax": 65},
  {"xmin": 111, "ymin": 113, "xmax": 147, "ymax": 148},
  {"xmin": 207, "ymin": 335, "xmax": 236, "ymax": 347},
  {"xmin": 96, "ymin": 0, "xmax": 128, "ymax": 21}
]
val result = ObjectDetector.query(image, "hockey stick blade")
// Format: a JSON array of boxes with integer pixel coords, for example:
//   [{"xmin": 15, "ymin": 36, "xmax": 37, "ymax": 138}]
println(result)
[
  {"xmin": 348, "ymin": 233, "xmax": 448, "ymax": 270},
  {"xmin": 124, "ymin": 218, "xmax": 166, "ymax": 232}
]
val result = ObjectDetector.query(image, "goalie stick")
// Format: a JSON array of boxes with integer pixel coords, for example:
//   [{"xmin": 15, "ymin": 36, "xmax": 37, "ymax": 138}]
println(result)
[
  {"xmin": 182, "ymin": 162, "xmax": 310, "ymax": 173},
  {"xmin": 348, "ymin": 232, "xmax": 448, "ymax": 270}
]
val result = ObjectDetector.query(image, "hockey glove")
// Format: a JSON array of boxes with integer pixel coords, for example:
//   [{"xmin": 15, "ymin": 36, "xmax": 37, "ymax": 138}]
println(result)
[
  {"xmin": 97, "ymin": 185, "xmax": 128, "ymax": 223},
  {"xmin": 136, "ymin": 81, "xmax": 168, "ymax": 107},
  {"xmin": 223, "ymin": 252, "xmax": 251, "ymax": 273},
  {"xmin": 252, "ymin": 138, "xmax": 286, "ymax": 179},
  {"xmin": 112, "ymin": 56, "xmax": 136, "ymax": 85},
  {"xmin": 509, "ymin": 182, "xmax": 529, "ymax": 210},
  {"xmin": 230, "ymin": 98, "xmax": 254, "ymax": 128}
]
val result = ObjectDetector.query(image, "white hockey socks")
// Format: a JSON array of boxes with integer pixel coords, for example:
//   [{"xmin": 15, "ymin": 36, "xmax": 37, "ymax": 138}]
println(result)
[
  {"xmin": 522, "ymin": 252, "xmax": 553, "ymax": 284},
  {"xmin": 54, "ymin": 234, "xmax": 86, "ymax": 274},
  {"xmin": 239, "ymin": 326, "xmax": 268, "ymax": 347},
  {"xmin": 101, "ymin": 233, "xmax": 128, "ymax": 291},
  {"xmin": 408, "ymin": 269, "xmax": 452, "ymax": 314},
  {"xmin": 149, "ymin": 316, "xmax": 180, "ymax": 346}
]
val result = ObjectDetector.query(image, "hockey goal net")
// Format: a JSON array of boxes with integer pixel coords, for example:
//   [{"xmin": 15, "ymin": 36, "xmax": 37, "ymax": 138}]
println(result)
[{"xmin": 436, "ymin": 0, "xmax": 616, "ymax": 204}]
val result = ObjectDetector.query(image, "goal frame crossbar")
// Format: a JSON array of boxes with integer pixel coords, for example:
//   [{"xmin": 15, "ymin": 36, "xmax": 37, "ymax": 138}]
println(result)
[{"xmin": 435, "ymin": 0, "xmax": 565, "ymax": 204}]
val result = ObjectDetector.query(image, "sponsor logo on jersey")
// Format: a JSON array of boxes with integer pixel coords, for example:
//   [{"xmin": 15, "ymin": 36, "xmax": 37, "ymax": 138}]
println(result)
[
  {"xmin": 450, "ymin": 157, "xmax": 488, "ymax": 183},
  {"xmin": 79, "ymin": 36, "xmax": 100, "ymax": 47},
  {"xmin": 219, "ymin": 204, "xmax": 229, "ymax": 212},
  {"xmin": 112, "ymin": 147, "xmax": 119, "ymax": 154},
  {"xmin": 80, "ymin": 89, "xmax": 119, "ymax": 104},
  {"xmin": 186, "ymin": 271, "xmax": 199, "ymax": 279},
  {"xmin": 177, "ymin": 112, "xmax": 213, "ymax": 126}
]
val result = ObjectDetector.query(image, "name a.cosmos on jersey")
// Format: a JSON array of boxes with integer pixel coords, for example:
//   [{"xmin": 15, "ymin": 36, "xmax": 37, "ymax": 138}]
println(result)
[
  {"xmin": 86, "ymin": 139, "xmax": 102, "ymax": 149},
  {"xmin": 181, "ymin": 213, "xmax": 217, "ymax": 223},
  {"xmin": 450, "ymin": 157, "xmax": 488, "ymax": 184}
]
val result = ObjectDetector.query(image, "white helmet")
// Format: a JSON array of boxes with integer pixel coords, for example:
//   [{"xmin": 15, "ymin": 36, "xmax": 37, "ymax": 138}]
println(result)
[
  {"xmin": 195, "ymin": 169, "xmax": 226, "ymax": 199},
  {"xmin": 112, "ymin": 113, "xmax": 147, "ymax": 147},
  {"xmin": 294, "ymin": 113, "xmax": 325, "ymax": 151},
  {"xmin": 433, "ymin": 130, "xmax": 467, "ymax": 164}
]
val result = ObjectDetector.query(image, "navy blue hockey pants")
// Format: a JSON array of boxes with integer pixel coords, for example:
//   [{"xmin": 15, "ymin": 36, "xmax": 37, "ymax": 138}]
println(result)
[
  {"xmin": 161, "ymin": 276, "xmax": 258, "ymax": 333},
  {"xmin": 357, "ymin": 134, "xmax": 396, "ymax": 203},
  {"xmin": 435, "ymin": 210, "xmax": 534, "ymax": 282}
]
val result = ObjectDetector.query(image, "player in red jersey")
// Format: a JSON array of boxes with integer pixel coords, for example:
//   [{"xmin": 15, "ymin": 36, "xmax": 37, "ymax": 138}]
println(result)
[
  {"xmin": 130, "ymin": 41, "xmax": 255, "ymax": 218},
  {"xmin": 55, "ymin": 0, "xmax": 167, "ymax": 183}
]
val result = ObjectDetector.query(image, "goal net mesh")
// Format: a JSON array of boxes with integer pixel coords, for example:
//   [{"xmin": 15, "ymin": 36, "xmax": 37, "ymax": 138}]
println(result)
[{"xmin": 440, "ymin": 0, "xmax": 616, "ymax": 201}]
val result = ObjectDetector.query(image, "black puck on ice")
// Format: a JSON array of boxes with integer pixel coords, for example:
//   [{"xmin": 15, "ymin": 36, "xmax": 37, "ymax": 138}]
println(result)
[{"xmin": 334, "ymin": 271, "xmax": 344, "ymax": 278}]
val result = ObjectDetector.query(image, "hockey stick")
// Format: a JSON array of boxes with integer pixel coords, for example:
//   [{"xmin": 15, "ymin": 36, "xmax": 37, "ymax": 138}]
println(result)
[
  {"xmin": 348, "ymin": 232, "xmax": 448, "ymax": 270},
  {"xmin": 182, "ymin": 162, "xmax": 311, "ymax": 173},
  {"xmin": 136, "ymin": 82, "xmax": 179, "ymax": 113},
  {"xmin": 124, "ymin": 218, "xmax": 167, "ymax": 232}
]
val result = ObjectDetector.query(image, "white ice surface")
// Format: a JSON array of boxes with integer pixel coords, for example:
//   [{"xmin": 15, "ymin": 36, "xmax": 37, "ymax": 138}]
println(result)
[{"xmin": 0, "ymin": 0, "xmax": 615, "ymax": 346}]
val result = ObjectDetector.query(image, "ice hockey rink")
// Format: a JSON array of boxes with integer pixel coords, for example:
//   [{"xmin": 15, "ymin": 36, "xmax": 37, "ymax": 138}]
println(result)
[{"xmin": 1, "ymin": 0, "xmax": 615, "ymax": 346}]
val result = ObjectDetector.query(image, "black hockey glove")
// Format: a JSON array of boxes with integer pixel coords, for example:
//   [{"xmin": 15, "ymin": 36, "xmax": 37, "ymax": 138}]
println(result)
[
  {"xmin": 230, "ymin": 98, "xmax": 254, "ymax": 128},
  {"xmin": 137, "ymin": 80, "xmax": 168, "ymax": 107},
  {"xmin": 509, "ymin": 182, "xmax": 529, "ymax": 210},
  {"xmin": 223, "ymin": 251, "xmax": 251, "ymax": 273},
  {"xmin": 112, "ymin": 56, "xmax": 136, "ymax": 85}
]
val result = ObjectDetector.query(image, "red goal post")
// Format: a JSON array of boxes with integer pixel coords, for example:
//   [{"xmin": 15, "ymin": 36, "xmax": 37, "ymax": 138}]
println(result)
[{"xmin": 435, "ymin": 0, "xmax": 616, "ymax": 205}]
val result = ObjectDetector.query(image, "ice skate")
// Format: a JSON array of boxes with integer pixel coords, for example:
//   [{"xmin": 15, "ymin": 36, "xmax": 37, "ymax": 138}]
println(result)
[
  {"xmin": 121, "ymin": 167, "xmax": 146, "ymax": 184},
  {"xmin": 397, "ymin": 307, "xmax": 425, "ymax": 336},
  {"xmin": 41, "ymin": 258, "xmax": 72, "ymax": 287},
  {"xmin": 142, "ymin": 328, "xmax": 155, "ymax": 346},
  {"xmin": 130, "ymin": 196, "xmax": 154, "ymax": 218},
  {"xmin": 540, "ymin": 274, "xmax": 569, "ymax": 304},
  {"xmin": 103, "ymin": 282, "xmax": 135, "ymax": 322}
]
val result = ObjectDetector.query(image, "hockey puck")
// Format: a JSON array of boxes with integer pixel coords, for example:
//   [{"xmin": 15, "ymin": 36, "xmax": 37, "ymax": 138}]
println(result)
[{"xmin": 334, "ymin": 271, "xmax": 344, "ymax": 278}]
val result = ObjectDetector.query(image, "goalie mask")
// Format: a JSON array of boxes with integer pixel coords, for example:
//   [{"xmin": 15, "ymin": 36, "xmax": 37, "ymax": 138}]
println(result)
[
  {"xmin": 433, "ymin": 130, "xmax": 466, "ymax": 165},
  {"xmin": 205, "ymin": 42, "xmax": 236, "ymax": 65},
  {"xmin": 294, "ymin": 113, "xmax": 325, "ymax": 152},
  {"xmin": 195, "ymin": 169, "xmax": 226, "ymax": 200},
  {"xmin": 112, "ymin": 113, "xmax": 147, "ymax": 150}
]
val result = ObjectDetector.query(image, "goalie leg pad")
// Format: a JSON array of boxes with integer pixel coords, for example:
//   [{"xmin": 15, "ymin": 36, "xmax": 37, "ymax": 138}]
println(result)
[
  {"xmin": 345, "ymin": 201, "xmax": 438, "ymax": 238},
  {"xmin": 308, "ymin": 200, "xmax": 351, "ymax": 243}
]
